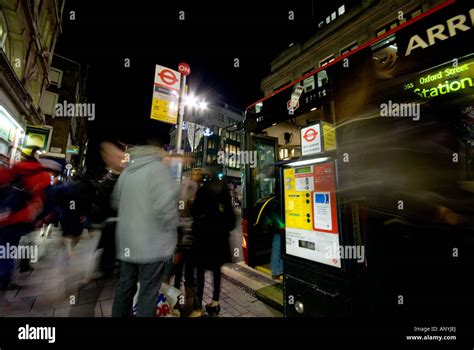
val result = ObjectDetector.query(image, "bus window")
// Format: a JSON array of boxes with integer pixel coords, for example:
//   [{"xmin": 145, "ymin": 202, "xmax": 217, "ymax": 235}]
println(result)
[
  {"xmin": 251, "ymin": 137, "xmax": 276, "ymax": 201},
  {"xmin": 371, "ymin": 34, "xmax": 398, "ymax": 77}
]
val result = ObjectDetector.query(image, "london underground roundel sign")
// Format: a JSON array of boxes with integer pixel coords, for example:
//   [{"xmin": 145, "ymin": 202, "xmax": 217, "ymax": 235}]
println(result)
[{"xmin": 301, "ymin": 124, "xmax": 321, "ymax": 155}]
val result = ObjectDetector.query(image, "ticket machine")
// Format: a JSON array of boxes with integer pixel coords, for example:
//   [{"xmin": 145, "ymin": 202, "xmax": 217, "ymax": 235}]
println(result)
[
  {"xmin": 280, "ymin": 121, "xmax": 366, "ymax": 318},
  {"xmin": 283, "ymin": 160, "xmax": 341, "ymax": 268}
]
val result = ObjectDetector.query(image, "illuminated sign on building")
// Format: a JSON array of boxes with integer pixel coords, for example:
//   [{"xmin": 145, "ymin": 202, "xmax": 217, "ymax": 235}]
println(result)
[
  {"xmin": 405, "ymin": 7, "xmax": 474, "ymax": 56},
  {"xmin": 404, "ymin": 56, "xmax": 474, "ymax": 98},
  {"xmin": 23, "ymin": 126, "xmax": 51, "ymax": 151}
]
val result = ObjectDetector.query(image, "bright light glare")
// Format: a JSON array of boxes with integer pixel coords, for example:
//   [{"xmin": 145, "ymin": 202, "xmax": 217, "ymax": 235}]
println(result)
[
  {"xmin": 184, "ymin": 95, "xmax": 198, "ymax": 107},
  {"xmin": 198, "ymin": 101, "xmax": 208, "ymax": 110}
]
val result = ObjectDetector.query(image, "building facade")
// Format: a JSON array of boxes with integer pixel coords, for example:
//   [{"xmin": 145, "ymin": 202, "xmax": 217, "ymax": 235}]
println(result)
[
  {"xmin": 0, "ymin": 0, "xmax": 64, "ymax": 167},
  {"xmin": 39, "ymin": 54, "xmax": 89, "ymax": 171},
  {"xmin": 261, "ymin": 0, "xmax": 445, "ymax": 96},
  {"xmin": 170, "ymin": 101, "xmax": 244, "ymax": 181}
]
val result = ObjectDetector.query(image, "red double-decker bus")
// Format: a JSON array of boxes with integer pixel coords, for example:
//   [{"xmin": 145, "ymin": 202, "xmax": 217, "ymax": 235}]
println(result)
[{"xmin": 241, "ymin": 0, "xmax": 474, "ymax": 317}]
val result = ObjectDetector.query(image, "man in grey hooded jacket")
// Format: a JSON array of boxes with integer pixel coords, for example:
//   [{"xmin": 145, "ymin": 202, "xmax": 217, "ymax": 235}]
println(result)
[{"xmin": 111, "ymin": 145, "xmax": 178, "ymax": 317}]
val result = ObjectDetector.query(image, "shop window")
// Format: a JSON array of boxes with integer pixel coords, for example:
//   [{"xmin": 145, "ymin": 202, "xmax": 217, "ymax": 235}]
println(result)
[{"xmin": 0, "ymin": 139, "xmax": 9, "ymax": 157}]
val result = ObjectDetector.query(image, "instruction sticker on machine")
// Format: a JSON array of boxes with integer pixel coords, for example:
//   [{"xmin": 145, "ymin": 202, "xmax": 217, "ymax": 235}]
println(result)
[{"xmin": 284, "ymin": 161, "xmax": 341, "ymax": 268}]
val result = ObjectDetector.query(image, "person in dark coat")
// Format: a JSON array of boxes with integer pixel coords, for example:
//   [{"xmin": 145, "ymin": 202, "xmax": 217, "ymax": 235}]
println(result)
[
  {"xmin": 189, "ymin": 167, "xmax": 235, "ymax": 317},
  {"xmin": 92, "ymin": 171, "xmax": 120, "ymax": 277},
  {"xmin": 57, "ymin": 175, "xmax": 95, "ymax": 256}
]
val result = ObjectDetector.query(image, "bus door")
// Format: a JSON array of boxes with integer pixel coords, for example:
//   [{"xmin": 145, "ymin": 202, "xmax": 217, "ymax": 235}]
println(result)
[{"xmin": 242, "ymin": 134, "xmax": 278, "ymax": 268}]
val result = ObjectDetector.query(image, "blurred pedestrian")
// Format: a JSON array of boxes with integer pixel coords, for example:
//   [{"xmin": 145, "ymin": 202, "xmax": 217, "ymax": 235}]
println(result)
[
  {"xmin": 0, "ymin": 148, "xmax": 51, "ymax": 289},
  {"xmin": 57, "ymin": 174, "xmax": 95, "ymax": 257},
  {"xmin": 189, "ymin": 166, "xmax": 235, "ymax": 317},
  {"xmin": 111, "ymin": 142, "xmax": 178, "ymax": 317},
  {"xmin": 36, "ymin": 159, "xmax": 63, "ymax": 238},
  {"xmin": 90, "ymin": 141, "xmax": 126, "ymax": 277},
  {"xmin": 172, "ymin": 167, "xmax": 203, "ymax": 316}
]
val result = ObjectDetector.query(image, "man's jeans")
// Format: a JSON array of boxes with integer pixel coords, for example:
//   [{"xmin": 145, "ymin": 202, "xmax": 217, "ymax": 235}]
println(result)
[
  {"xmin": 270, "ymin": 233, "xmax": 283, "ymax": 277},
  {"xmin": 112, "ymin": 260, "xmax": 167, "ymax": 317}
]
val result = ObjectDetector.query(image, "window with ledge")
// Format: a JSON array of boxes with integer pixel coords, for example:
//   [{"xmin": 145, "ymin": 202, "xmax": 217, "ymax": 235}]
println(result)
[
  {"xmin": 49, "ymin": 67, "xmax": 63, "ymax": 87},
  {"xmin": 319, "ymin": 54, "xmax": 335, "ymax": 67},
  {"xmin": 0, "ymin": 11, "xmax": 7, "ymax": 51},
  {"xmin": 302, "ymin": 67, "xmax": 316, "ymax": 93},
  {"xmin": 41, "ymin": 91, "xmax": 58, "ymax": 116},
  {"xmin": 376, "ymin": 8, "xmax": 422, "ymax": 37},
  {"xmin": 40, "ymin": 8, "xmax": 52, "ymax": 46},
  {"xmin": 340, "ymin": 42, "xmax": 358, "ymax": 56},
  {"xmin": 273, "ymin": 81, "xmax": 291, "ymax": 92},
  {"xmin": 323, "ymin": 5, "xmax": 346, "ymax": 26}
]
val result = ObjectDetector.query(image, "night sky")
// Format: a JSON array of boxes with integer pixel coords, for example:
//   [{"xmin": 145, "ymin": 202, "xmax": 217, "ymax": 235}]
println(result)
[{"xmin": 55, "ymin": 0, "xmax": 347, "ymax": 174}]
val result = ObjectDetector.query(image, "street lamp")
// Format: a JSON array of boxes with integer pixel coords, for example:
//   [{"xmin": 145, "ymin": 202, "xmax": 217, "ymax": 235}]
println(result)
[
  {"xmin": 198, "ymin": 101, "xmax": 208, "ymax": 110},
  {"xmin": 184, "ymin": 94, "xmax": 207, "ymax": 110},
  {"xmin": 184, "ymin": 94, "xmax": 198, "ymax": 108}
]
